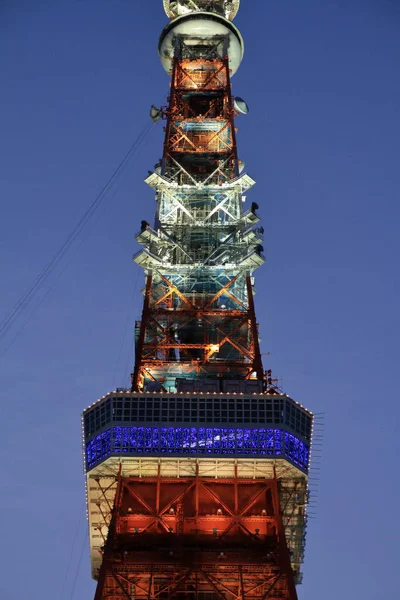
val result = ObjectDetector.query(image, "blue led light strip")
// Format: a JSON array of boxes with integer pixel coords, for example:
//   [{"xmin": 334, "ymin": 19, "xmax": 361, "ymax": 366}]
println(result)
[{"xmin": 86, "ymin": 426, "xmax": 309, "ymax": 472}]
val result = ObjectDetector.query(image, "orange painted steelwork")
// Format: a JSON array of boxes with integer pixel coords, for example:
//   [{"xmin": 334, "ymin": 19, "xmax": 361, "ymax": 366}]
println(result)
[
  {"xmin": 132, "ymin": 273, "xmax": 263, "ymax": 391},
  {"xmin": 94, "ymin": 470, "xmax": 298, "ymax": 599}
]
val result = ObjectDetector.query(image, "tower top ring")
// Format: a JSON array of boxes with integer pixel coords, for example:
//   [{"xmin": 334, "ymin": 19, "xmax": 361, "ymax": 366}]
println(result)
[{"xmin": 163, "ymin": 0, "xmax": 240, "ymax": 21}]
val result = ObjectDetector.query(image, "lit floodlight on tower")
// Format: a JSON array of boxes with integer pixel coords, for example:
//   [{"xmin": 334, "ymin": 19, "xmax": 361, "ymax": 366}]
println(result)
[{"xmin": 82, "ymin": 2, "xmax": 313, "ymax": 598}]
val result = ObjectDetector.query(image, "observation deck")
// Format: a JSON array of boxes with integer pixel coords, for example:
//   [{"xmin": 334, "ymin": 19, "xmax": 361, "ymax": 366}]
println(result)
[{"xmin": 83, "ymin": 389, "xmax": 312, "ymax": 581}]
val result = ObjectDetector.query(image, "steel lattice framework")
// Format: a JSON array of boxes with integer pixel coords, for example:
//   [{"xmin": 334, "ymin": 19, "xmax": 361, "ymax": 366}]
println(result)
[
  {"xmin": 83, "ymin": 3, "xmax": 313, "ymax": 599},
  {"xmin": 94, "ymin": 472, "xmax": 299, "ymax": 600},
  {"xmin": 133, "ymin": 47, "xmax": 264, "ymax": 392}
]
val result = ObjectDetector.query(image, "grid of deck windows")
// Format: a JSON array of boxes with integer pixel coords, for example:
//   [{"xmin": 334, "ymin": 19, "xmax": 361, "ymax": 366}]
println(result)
[{"xmin": 84, "ymin": 394, "xmax": 312, "ymax": 443}]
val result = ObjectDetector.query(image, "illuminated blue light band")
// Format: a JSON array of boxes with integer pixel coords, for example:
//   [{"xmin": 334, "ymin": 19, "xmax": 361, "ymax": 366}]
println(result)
[{"xmin": 86, "ymin": 427, "xmax": 309, "ymax": 472}]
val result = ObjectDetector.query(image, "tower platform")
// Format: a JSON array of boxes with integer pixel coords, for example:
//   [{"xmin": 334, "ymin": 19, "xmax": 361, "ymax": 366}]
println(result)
[{"xmin": 83, "ymin": 391, "xmax": 312, "ymax": 582}]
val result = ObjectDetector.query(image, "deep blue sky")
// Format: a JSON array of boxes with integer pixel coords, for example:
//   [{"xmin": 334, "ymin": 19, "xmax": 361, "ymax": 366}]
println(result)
[{"xmin": 1, "ymin": 1, "xmax": 399, "ymax": 598}]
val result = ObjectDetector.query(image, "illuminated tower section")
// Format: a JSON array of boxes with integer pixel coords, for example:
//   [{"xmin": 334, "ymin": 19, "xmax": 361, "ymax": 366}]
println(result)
[
  {"xmin": 133, "ymin": 2, "xmax": 262, "ymax": 392},
  {"xmin": 82, "ymin": 2, "xmax": 313, "ymax": 599}
]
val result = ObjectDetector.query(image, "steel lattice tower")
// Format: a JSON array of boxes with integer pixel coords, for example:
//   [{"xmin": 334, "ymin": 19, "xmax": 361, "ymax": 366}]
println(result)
[{"xmin": 82, "ymin": 2, "xmax": 313, "ymax": 598}]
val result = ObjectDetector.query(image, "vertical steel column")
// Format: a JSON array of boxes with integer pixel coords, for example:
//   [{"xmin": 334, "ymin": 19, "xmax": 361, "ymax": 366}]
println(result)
[
  {"xmin": 271, "ymin": 474, "xmax": 299, "ymax": 600},
  {"xmin": 131, "ymin": 273, "xmax": 153, "ymax": 391},
  {"xmin": 246, "ymin": 274, "xmax": 264, "ymax": 381}
]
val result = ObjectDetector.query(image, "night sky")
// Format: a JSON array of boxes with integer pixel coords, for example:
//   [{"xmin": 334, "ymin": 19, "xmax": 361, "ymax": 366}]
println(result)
[{"xmin": 1, "ymin": 1, "xmax": 399, "ymax": 598}]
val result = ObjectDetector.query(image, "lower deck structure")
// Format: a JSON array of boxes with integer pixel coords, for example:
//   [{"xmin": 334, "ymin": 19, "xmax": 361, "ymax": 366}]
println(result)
[{"xmin": 83, "ymin": 391, "xmax": 312, "ymax": 595}]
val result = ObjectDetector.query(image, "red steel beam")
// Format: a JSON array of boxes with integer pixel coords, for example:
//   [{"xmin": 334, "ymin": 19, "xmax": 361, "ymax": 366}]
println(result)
[{"xmin": 131, "ymin": 274, "xmax": 153, "ymax": 391}]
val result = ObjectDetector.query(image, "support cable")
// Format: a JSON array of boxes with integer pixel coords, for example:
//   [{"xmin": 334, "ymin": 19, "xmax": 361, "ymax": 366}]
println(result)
[
  {"xmin": 0, "ymin": 121, "xmax": 153, "ymax": 349},
  {"xmin": 1, "ymin": 197, "xmax": 111, "ymax": 357},
  {"xmin": 59, "ymin": 513, "xmax": 83, "ymax": 600}
]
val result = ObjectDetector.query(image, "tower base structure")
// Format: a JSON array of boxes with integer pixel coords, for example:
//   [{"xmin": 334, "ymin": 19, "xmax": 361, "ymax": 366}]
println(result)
[{"xmin": 93, "ymin": 471, "xmax": 301, "ymax": 600}]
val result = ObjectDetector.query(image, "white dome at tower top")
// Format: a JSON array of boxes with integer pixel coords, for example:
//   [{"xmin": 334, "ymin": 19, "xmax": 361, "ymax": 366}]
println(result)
[{"xmin": 163, "ymin": 0, "xmax": 240, "ymax": 21}]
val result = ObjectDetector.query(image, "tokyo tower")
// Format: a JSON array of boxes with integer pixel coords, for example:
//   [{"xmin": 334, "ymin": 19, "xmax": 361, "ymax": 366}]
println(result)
[{"xmin": 82, "ymin": 2, "xmax": 313, "ymax": 598}]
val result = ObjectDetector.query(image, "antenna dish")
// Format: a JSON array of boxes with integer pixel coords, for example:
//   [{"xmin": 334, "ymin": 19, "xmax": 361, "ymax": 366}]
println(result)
[
  {"xmin": 234, "ymin": 97, "xmax": 249, "ymax": 115},
  {"xmin": 150, "ymin": 105, "xmax": 162, "ymax": 123}
]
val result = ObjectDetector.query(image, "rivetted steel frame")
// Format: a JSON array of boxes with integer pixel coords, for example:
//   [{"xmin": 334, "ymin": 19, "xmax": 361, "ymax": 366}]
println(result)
[
  {"xmin": 132, "ymin": 35, "xmax": 265, "ymax": 393},
  {"xmin": 94, "ymin": 468, "xmax": 300, "ymax": 600}
]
